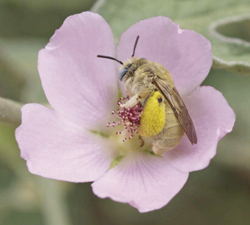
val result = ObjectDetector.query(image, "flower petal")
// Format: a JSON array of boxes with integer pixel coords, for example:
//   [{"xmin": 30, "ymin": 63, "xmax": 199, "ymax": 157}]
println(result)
[
  {"xmin": 38, "ymin": 12, "xmax": 118, "ymax": 130},
  {"xmin": 15, "ymin": 104, "xmax": 117, "ymax": 182},
  {"xmin": 163, "ymin": 86, "xmax": 235, "ymax": 172},
  {"xmin": 117, "ymin": 16, "xmax": 212, "ymax": 95},
  {"xmin": 92, "ymin": 151, "xmax": 188, "ymax": 213}
]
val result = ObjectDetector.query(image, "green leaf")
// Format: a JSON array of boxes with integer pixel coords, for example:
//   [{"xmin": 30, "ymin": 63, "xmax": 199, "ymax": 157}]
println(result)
[{"xmin": 96, "ymin": 0, "xmax": 250, "ymax": 75}]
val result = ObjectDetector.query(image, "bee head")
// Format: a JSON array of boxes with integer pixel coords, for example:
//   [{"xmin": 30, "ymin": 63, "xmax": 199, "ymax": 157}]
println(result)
[
  {"xmin": 97, "ymin": 36, "xmax": 143, "ymax": 81},
  {"xmin": 119, "ymin": 58, "xmax": 147, "ymax": 81}
]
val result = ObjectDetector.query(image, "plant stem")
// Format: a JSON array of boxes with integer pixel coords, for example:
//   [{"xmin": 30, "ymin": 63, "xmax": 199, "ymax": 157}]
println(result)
[{"xmin": 0, "ymin": 97, "xmax": 22, "ymax": 127}]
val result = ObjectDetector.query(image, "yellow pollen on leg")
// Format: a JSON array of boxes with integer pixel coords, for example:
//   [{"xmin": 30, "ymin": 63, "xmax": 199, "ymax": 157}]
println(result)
[{"xmin": 138, "ymin": 91, "xmax": 165, "ymax": 137}]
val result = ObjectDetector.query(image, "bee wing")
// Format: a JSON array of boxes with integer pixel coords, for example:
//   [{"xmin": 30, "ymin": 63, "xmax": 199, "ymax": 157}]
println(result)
[{"xmin": 152, "ymin": 77, "xmax": 197, "ymax": 144}]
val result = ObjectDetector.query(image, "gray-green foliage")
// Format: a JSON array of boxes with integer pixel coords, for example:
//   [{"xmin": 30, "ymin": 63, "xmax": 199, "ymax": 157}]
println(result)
[
  {"xmin": 1, "ymin": 0, "xmax": 250, "ymax": 224},
  {"xmin": 96, "ymin": 0, "xmax": 250, "ymax": 75}
]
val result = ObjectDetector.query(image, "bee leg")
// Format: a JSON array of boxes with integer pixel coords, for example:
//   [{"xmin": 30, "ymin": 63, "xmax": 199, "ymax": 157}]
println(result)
[
  {"xmin": 120, "ymin": 94, "xmax": 139, "ymax": 108},
  {"xmin": 138, "ymin": 135, "xmax": 145, "ymax": 147},
  {"xmin": 121, "ymin": 90, "xmax": 153, "ymax": 108}
]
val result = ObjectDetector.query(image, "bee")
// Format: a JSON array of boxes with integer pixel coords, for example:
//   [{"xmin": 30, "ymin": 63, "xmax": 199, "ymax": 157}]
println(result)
[{"xmin": 97, "ymin": 36, "xmax": 197, "ymax": 154}]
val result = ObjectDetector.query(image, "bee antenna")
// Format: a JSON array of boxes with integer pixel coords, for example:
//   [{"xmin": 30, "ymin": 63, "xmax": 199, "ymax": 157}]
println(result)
[
  {"xmin": 131, "ymin": 36, "xmax": 140, "ymax": 58},
  {"xmin": 97, "ymin": 55, "xmax": 123, "ymax": 65}
]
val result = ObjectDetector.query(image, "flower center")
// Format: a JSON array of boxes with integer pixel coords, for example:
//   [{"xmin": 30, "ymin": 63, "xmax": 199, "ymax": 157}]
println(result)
[
  {"xmin": 107, "ymin": 97, "xmax": 144, "ymax": 142},
  {"xmin": 106, "ymin": 97, "xmax": 154, "ymax": 157}
]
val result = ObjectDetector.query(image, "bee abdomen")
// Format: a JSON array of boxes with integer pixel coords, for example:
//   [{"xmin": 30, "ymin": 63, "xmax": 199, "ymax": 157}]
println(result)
[
  {"xmin": 152, "ymin": 110, "xmax": 184, "ymax": 154},
  {"xmin": 164, "ymin": 124, "xmax": 184, "ymax": 137}
]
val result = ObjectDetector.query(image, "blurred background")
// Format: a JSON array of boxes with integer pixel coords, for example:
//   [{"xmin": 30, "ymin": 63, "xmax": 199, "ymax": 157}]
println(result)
[{"xmin": 0, "ymin": 0, "xmax": 250, "ymax": 224}]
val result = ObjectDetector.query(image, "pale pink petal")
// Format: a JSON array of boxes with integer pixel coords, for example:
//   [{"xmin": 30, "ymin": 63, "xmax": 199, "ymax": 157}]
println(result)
[
  {"xmin": 15, "ymin": 104, "xmax": 117, "ymax": 182},
  {"xmin": 92, "ymin": 151, "xmax": 188, "ymax": 213},
  {"xmin": 163, "ymin": 86, "xmax": 235, "ymax": 172},
  {"xmin": 38, "ymin": 12, "xmax": 118, "ymax": 131},
  {"xmin": 117, "ymin": 16, "xmax": 212, "ymax": 95}
]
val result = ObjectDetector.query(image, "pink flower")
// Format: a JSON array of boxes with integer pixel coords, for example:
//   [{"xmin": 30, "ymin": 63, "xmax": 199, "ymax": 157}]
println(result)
[{"xmin": 15, "ymin": 12, "xmax": 235, "ymax": 212}]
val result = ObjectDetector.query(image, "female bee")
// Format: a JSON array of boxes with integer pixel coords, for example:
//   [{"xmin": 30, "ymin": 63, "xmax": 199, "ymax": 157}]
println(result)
[{"xmin": 98, "ymin": 36, "xmax": 197, "ymax": 154}]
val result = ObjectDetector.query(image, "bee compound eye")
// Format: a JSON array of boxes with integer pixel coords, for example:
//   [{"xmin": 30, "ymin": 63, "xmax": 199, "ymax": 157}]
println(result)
[
  {"xmin": 158, "ymin": 97, "xmax": 163, "ymax": 103},
  {"xmin": 118, "ymin": 63, "xmax": 133, "ymax": 81},
  {"xmin": 119, "ymin": 68, "xmax": 128, "ymax": 81}
]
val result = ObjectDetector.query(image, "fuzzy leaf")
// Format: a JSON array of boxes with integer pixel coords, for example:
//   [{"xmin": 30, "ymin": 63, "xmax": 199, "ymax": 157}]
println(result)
[{"xmin": 96, "ymin": 0, "xmax": 250, "ymax": 75}]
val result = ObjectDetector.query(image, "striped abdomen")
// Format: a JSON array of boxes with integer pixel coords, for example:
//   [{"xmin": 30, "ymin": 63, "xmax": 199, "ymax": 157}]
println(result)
[{"xmin": 152, "ymin": 102, "xmax": 185, "ymax": 154}]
